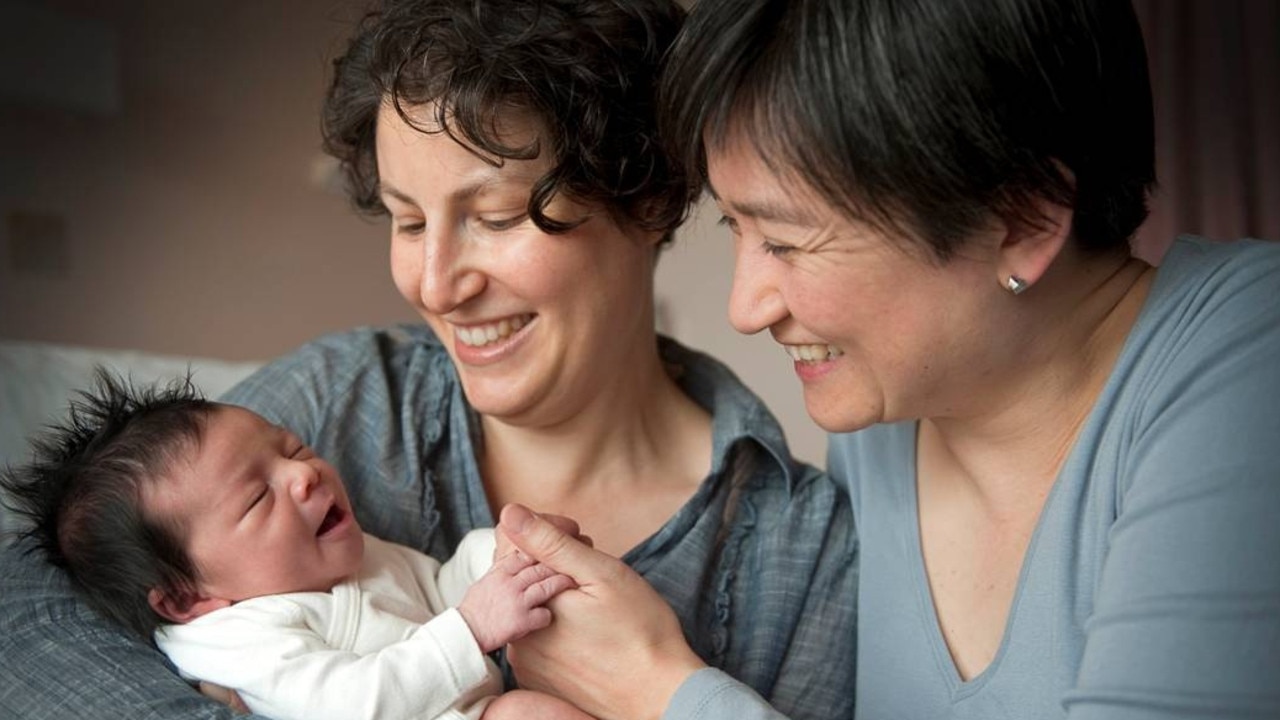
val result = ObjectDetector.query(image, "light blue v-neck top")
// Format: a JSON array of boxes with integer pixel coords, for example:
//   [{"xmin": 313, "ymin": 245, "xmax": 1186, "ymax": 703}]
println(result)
[{"xmin": 667, "ymin": 236, "xmax": 1280, "ymax": 720}]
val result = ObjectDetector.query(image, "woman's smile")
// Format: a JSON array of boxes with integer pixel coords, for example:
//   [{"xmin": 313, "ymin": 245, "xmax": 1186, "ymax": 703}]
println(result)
[
  {"xmin": 453, "ymin": 314, "xmax": 534, "ymax": 348},
  {"xmin": 449, "ymin": 314, "xmax": 537, "ymax": 366}
]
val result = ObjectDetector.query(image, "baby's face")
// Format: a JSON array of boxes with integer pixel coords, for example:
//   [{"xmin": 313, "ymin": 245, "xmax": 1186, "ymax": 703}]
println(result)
[{"xmin": 146, "ymin": 405, "xmax": 364, "ymax": 602}]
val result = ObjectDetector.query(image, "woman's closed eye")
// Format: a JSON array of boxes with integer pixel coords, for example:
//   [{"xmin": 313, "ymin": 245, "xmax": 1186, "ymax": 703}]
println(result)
[
  {"xmin": 394, "ymin": 220, "xmax": 426, "ymax": 236},
  {"xmin": 477, "ymin": 213, "xmax": 528, "ymax": 232},
  {"xmin": 717, "ymin": 214, "xmax": 740, "ymax": 235},
  {"xmin": 760, "ymin": 240, "xmax": 795, "ymax": 257},
  {"xmin": 719, "ymin": 214, "xmax": 794, "ymax": 256}
]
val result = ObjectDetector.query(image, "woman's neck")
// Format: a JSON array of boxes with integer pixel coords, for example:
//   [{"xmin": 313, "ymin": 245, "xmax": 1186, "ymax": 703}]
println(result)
[
  {"xmin": 477, "ymin": 344, "xmax": 713, "ymax": 555},
  {"xmin": 922, "ymin": 252, "xmax": 1156, "ymax": 513}
]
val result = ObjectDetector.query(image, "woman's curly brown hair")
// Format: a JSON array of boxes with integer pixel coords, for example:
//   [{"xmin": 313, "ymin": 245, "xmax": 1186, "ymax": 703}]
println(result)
[{"xmin": 322, "ymin": 0, "xmax": 692, "ymax": 240}]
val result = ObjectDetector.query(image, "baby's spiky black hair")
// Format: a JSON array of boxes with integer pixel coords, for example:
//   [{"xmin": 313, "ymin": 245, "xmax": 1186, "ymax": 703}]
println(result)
[{"xmin": 0, "ymin": 369, "xmax": 215, "ymax": 640}]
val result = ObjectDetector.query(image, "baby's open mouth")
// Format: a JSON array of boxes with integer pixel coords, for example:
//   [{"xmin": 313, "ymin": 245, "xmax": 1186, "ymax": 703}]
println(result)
[{"xmin": 317, "ymin": 506, "xmax": 345, "ymax": 537}]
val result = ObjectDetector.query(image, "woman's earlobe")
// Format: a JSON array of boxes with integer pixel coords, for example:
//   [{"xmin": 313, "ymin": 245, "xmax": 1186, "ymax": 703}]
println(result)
[{"xmin": 996, "ymin": 198, "xmax": 1074, "ymax": 291}]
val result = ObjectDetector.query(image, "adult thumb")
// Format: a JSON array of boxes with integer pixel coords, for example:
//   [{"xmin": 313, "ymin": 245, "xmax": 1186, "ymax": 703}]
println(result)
[{"xmin": 499, "ymin": 503, "xmax": 609, "ymax": 582}]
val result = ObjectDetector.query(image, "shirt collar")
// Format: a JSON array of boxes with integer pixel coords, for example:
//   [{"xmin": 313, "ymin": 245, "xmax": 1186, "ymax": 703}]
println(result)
[{"xmin": 658, "ymin": 336, "xmax": 804, "ymax": 493}]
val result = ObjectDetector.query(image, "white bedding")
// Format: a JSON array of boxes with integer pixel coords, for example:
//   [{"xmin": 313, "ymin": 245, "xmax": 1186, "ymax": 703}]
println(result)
[{"xmin": 0, "ymin": 339, "xmax": 262, "ymax": 544}]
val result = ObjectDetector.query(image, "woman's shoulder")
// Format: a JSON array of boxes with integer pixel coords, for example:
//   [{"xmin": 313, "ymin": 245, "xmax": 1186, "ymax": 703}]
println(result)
[
  {"xmin": 1160, "ymin": 234, "xmax": 1280, "ymax": 265},
  {"xmin": 1152, "ymin": 236, "xmax": 1280, "ymax": 304},
  {"xmin": 1102, "ymin": 237, "xmax": 1280, "ymax": 488},
  {"xmin": 223, "ymin": 323, "xmax": 443, "ymax": 393},
  {"xmin": 1133, "ymin": 236, "xmax": 1280, "ymax": 361},
  {"xmin": 219, "ymin": 323, "xmax": 453, "ymax": 443},
  {"xmin": 254, "ymin": 324, "xmax": 445, "ymax": 377}
]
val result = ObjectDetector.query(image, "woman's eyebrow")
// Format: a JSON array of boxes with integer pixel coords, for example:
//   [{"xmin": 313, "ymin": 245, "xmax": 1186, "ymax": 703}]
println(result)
[
  {"xmin": 378, "ymin": 184, "xmax": 417, "ymax": 206},
  {"xmin": 378, "ymin": 174, "xmax": 525, "ymax": 206},
  {"xmin": 707, "ymin": 186, "xmax": 820, "ymax": 226}
]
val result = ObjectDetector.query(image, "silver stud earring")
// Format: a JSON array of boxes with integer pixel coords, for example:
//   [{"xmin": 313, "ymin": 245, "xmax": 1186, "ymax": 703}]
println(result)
[{"xmin": 1005, "ymin": 275, "xmax": 1030, "ymax": 295}]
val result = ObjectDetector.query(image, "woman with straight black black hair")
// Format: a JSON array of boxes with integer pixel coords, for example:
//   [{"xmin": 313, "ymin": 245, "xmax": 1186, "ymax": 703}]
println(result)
[{"xmin": 498, "ymin": 1, "xmax": 1280, "ymax": 718}]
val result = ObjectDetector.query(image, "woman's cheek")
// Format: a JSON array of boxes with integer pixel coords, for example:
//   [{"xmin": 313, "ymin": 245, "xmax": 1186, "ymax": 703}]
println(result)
[{"xmin": 389, "ymin": 244, "xmax": 424, "ymax": 309}]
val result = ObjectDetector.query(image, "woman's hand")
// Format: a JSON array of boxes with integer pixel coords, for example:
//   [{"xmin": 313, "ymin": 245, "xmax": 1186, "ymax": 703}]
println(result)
[
  {"xmin": 494, "ymin": 512, "xmax": 592, "ymax": 560},
  {"xmin": 498, "ymin": 504, "xmax": 707, "ymax": 720}
]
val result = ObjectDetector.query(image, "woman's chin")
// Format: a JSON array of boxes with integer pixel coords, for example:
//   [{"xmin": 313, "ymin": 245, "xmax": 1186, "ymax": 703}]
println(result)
[{"xmin": 803, "ymin": 389, "xmax": 878, "ymax": 434}]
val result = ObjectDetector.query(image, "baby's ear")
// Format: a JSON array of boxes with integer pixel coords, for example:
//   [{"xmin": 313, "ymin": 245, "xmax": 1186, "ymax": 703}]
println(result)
[{"xmin": 148, "ymin": 586, "xmax": 231, "ymax": 624}]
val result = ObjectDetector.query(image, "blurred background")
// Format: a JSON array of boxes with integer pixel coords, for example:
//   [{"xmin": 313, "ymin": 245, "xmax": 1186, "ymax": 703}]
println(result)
[{"xmin": 1, "ymin": 0, "xmax": 1277, "ymax": 466}]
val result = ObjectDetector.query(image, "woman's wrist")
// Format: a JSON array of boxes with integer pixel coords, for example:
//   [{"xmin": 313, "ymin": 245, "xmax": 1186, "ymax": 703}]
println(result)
[{"xmin": 633, "ymin": 644, "xmax": 709, "ymax": 720}]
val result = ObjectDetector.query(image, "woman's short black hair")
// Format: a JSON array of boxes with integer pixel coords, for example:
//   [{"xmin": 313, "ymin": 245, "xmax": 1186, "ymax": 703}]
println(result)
[
  {"xmin": 0, "ymin": 371, "xmax": 212, "ymax": 641},
  {"xmin": 322, "ymin": 0, "xmax": 692, "ymax": 240},
  {"xmin": 660, "ymin": 0, "xmax": 1156, "ymax": 260}
]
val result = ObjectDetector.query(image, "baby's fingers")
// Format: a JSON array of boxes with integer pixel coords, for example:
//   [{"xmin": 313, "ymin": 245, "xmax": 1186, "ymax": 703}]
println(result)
[
  {"xmin": 523, "ymin": 572, "xmax": 577, "ymax": 607},
  {"xmin": 493, "ymin": 546, "xmax": 537, "ymax": 575},
  {"xmin": 511, "ymin": 559, "xmax": 567, "ymax": 588}
]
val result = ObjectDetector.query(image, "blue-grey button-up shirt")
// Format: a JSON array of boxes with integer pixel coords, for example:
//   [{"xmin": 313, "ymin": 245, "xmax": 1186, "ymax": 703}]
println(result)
[{"xmin": 0, "ymin": 324, "xmax": 857, "ymax": 720}]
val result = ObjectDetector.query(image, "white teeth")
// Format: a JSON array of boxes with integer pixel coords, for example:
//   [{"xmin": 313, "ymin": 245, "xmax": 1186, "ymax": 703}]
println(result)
[
  {"xmin": 456, "ymin": 314, "xmax": 532, "ymax": 347},
  {"xmin": 784, "ymin": 344, "xmax": 844, "ymax": 362}
]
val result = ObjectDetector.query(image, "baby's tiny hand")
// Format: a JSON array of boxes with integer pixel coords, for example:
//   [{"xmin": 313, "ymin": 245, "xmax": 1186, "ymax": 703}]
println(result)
[{"xmin": 457, "ymin": 551, "xmax": 577, "ymax": 653}]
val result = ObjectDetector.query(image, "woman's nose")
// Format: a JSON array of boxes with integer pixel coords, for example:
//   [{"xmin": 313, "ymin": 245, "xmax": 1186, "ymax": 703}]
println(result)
[
  {"xmin": 420, "ymin": 229, "xmax": 486, "ymax": 315},
  {"xmin": 728, "ymin": 246, "xmax": 788, "ymax": 335}
]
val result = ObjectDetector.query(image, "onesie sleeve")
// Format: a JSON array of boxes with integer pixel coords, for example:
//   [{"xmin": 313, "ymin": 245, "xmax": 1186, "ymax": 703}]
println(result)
[
  {"xmin": 1064, "ymin": 245, "xmax": 1280, "ymax": 718},
  {"xmin": 157, "ymin": 598, "xmax": 500, "ymax": 720},
  {"xmin": 435, "ymin": 529, "xmax": 498, "ymax": 609}
]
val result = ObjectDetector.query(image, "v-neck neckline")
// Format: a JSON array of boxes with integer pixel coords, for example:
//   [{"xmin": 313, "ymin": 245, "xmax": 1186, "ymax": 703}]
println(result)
[{"xmin": 904, "ymin": 422, "xmax": 1066, "ymax": 693}]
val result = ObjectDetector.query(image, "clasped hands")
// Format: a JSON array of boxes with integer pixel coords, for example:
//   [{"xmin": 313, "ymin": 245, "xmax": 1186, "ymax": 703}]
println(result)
[
  {"xmin": 495, "ymin": 504, "xmax": 706, "ymax": 720},
  {"xmin": 199, "ymin": 506, "xmax": 704, "ymax": 719}
]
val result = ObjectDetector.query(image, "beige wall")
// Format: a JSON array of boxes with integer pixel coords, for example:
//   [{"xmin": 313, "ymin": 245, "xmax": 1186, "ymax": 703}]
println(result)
[
  {"xmin": 0, "ymin": 0, "xmax": 419, "ymax": 360},
  {"xmin": 0, "ymin": 0, "xmax": 829, "ymax": 464},
  {"xmin": 6, "ymin": 2, "xmax": 1273, "ymax": 470}
]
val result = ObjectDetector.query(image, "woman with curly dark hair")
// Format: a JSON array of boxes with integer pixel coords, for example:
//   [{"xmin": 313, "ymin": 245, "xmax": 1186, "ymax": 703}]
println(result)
[{"xmin": 0, "ymin": 2, "xmax": 857, "ymax": 719}]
